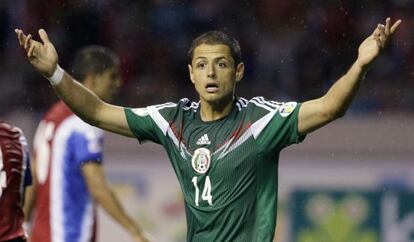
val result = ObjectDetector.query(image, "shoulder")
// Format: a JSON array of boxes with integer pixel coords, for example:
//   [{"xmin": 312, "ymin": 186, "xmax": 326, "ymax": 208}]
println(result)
[
  {"xmin": 0, "ymin": 122, "xmax": 25, "ymax": 142},
  {"xmin": 128, "ymin": 98, "xmax": 199, "ymax": 118},
  {"xmin": 242, "ymin": 96, "xmax": 298, "ymax": 112},
  {"xmin": 236, "ymin": 96, "xmax": 299, "ymax": 120},
  {"xmin": 0, "ymin": 123, "xmax": 26, "ymax": 160},
  {"xmin": 0, "ymin": 122, "xmax": 17, "ymax": 134},
  {"xmin": 149, "ymin": 98, "xmax": 199, "ymax": 113},
  {"xmin": 246, "ymin": 97, "xmax": 284, "ymax": 111}
]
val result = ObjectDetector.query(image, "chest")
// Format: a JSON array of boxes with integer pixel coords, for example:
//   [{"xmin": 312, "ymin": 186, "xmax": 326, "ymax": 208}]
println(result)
[{"xmin": 170, "ymin": 119, "xmax": 259, "ymax": 179}]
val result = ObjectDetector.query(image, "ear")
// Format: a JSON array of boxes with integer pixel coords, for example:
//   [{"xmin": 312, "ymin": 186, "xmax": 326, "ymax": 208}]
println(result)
[
  {"xmin": 188, "ymin": 64, "xmax": 195, "ymax": 84},
  {"xmin": 235, "ymin": 62, "xmax": 244, "ymax": 82}
]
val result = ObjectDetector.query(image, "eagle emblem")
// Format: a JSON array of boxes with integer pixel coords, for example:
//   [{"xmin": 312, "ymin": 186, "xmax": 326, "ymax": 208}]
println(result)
[{"xmin": 191, "ymin": 148, "xmax": 211, "ymax": 174}]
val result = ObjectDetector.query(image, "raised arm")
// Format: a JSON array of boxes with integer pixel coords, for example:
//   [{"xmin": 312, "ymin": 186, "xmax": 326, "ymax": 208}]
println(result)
[
  {"xmin": 298, "ymin": 17, "xmax": 402, "ymax": 135},
  {"xmin": 15, "ymin": 29, "xmax": 133, "ymax": 137}
]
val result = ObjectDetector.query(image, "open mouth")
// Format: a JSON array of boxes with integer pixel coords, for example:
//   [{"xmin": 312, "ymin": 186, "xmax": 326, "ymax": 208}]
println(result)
[{"xmin": 205, "ymin": 83, "xmax": 219, "ymax": 93}]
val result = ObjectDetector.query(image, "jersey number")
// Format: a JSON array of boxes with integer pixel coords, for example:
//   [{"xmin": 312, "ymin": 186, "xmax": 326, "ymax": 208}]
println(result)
[
  {"xmin": 0, "ymin": 148, "xmax": 6, "ymax": 198},
  {"xmin": 34, "ymin": 121, "xmax": 55, "ymax": 184},
  {"xmin": 191, "ymin": 176, "xmax": 213, "ymax": 206}
]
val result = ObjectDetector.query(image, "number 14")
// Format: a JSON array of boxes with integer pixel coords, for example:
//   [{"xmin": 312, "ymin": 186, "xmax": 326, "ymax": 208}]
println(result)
[{"xmin": 191, "ymin": 176, "xmax": 213, "ymax": 206}]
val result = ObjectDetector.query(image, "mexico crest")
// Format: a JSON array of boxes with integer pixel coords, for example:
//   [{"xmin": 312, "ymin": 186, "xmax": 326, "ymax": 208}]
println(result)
[{"xmin": 191, "ymin": 148, "xmax": 211, "ymax": 174}]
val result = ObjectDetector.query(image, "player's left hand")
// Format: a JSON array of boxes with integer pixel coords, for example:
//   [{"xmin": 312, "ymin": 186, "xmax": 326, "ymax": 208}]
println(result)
[{"xmin": 356, "ymin": 17, "xmax": 402, "ymax": 69}]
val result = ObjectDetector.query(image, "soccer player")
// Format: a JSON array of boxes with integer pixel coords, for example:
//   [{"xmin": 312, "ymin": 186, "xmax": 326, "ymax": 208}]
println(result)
[
  {"xmin": 22, "ymin": 46, "xmax": 149, "ymax": 242},
  {"xmin": 15, "ymin": 17, "xmax": 401, "ymax": 241},
  {"xmin": 0, "ymin": 122, "xmax": 32, "ymax": 242}
]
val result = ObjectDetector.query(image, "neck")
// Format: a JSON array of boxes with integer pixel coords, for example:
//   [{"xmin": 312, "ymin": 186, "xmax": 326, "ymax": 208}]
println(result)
[{"xmin": 199, "ymin": 97, "xmax": 234, "ymax": 122}]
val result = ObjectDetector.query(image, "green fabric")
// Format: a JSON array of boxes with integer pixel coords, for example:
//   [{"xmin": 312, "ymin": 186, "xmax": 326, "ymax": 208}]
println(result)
[{"xmin": 124, "ymin": 97, "xmax": 305, "ymax": 241}]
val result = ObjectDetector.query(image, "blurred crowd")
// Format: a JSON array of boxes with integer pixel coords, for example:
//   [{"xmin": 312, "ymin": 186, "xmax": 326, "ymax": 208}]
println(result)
[{"xmin": 1, "ymin": 0, "xmax": 413, "ymax": 116}]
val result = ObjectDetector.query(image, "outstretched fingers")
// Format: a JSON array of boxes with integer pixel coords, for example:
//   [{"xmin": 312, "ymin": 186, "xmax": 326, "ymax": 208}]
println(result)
[
  {"xmin": 24, "ymin": 34, "xmax": 32, "ymax": 51},
  {"xmin": 15, "ymin": 29, "xmax": 33, "ymax": 55},
  {"xmin": 378, "ymin": 24, "xmax": 386, "ymax": 48},
  {"xmin": 371, "ymin": 25, "xmax": 382, "ymax": 48},
  {"xmin": 38, "ymin": 29, "xmax": 51, "ymax": 45},
  {"xmin": 372, "ymin": 18, "xmax": 402, "ymax": 50},
  {"xmin": 28, "ymin": 44, "xmax": 36, "ymax": 58},
  {"xmin": 15, "ymin": 29, "xmax": 27, "ymax": 47},
  {"xmin": 385, "ymin": 18, "xmax": 391, "ymax": 36},
  {"xmin": 390, "ymin": 19, "xmax": 402, "ymax": 34},
  {"xmin": 383, "ymin": 17, "xmax": 402, "ymax": 36}
]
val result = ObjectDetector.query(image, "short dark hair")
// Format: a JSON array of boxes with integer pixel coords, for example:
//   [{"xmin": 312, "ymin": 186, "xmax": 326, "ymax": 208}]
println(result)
[
  {"xmin": 70, "ymin": 46, "xmax": 119, "ymax": 81},
  {"xmin": 188, "ymin": 31, "xmax": 242, "ymax": 66}
]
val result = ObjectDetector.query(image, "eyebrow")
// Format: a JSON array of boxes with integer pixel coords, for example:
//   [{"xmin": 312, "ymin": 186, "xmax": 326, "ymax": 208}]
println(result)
[{"xmin": 195, "ymin": 56, "xmax": 228, "ymax": 61}]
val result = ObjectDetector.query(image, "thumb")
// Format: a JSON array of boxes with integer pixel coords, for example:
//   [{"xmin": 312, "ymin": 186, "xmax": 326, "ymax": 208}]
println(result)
[{"xmin": 38, "ymin": 29, "xmax": 50, "ymax": 44}]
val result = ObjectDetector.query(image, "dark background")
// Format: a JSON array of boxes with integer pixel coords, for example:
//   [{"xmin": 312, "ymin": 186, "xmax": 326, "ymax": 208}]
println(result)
[{"xmin": 0, "ymin": 0, "xmax": 412, "ymax": 116}]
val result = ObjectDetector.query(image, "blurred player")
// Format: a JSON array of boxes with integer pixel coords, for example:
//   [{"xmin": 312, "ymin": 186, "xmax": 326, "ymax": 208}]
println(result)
[
  {"xmin": 23, "ymin": 46, "xmax": 149, "ymax": 242},
  {"xmin": 16, "ymin": 17, "xmax": 401, "ymax": 241},
  {"xmin": 0, "ymin": 122, "xmax": 31, "ymax": 242}
]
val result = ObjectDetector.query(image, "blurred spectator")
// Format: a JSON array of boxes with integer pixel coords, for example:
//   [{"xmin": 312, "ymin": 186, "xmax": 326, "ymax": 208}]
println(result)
[{"xmin": 2, "ymin": 0, "xmax": 413, "ymax": 116}]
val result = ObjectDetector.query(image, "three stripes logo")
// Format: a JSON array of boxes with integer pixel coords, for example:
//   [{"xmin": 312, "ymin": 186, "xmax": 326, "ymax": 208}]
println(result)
[{"xmin": 196, "ymin": 134, "xmax": 211, "ymax": 146}]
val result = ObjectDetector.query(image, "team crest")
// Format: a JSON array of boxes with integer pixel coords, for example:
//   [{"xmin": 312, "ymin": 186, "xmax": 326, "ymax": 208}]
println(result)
[
  {"xmin": 279, "ymin": 102, "xmax": 297, "ymax": 117},
  {"xmin": 191, "ymin": 148, "xmax": 211, "ymax": 174}
]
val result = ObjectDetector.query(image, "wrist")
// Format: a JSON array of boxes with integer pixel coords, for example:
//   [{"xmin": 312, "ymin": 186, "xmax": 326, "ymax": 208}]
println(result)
[
  {"xmin": 47, "ymin": 65, "xmax": 64, "ymax": 85},
  {"xmin": 355, "ymin": 57, "xmax": 372, "ymax": 71},
  {"xmin": 352, "ymin": 60, "xmax": 369, "ymax": 80}
]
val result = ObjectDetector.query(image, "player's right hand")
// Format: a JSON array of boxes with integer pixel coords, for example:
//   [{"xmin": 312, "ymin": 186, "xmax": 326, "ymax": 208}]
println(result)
[{"xmin": 15, "ymin": 28, "xmax": 58, "ymax": 78}]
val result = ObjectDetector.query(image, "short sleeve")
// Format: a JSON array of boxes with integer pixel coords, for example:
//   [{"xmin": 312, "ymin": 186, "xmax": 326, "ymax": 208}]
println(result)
[
  {"xmin": 69, "ymin": 129, "xmax": 103, "ymax": 165},
  {"xmin": 255, "ymin": 102, "xmax": 306, "ymax": 153},
  {"xmin": 124, "ymin": 107, "xmax": 163, "ymax": 144}
]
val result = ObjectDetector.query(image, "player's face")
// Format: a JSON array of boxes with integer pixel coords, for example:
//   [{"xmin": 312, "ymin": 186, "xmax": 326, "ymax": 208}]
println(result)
[
  {"xmin": 91, "ymin": 66, "xmax": 122, "ymax": 102},
  {"xmin": 188, "ymin": 44, "xmax": 244, "ymax": 105}
]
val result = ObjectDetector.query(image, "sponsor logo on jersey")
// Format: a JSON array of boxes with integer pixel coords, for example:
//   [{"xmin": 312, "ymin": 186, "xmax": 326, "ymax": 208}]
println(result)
[
  {"xmin": 196, "ymin": 134, "xmax": 211, "ymax": 146},
  {"xmin": 279, "ymin": 102, "xmax": 297, "ymax": 117},
  {"xmin": 191, "ymin": 148, "xmax": 211, "ymax": 174}
]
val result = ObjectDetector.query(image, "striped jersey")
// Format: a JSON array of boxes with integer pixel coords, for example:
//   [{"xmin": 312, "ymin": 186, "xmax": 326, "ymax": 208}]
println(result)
[
  {"xmin": 0, "ymin": 122, "xmax": 31, "ymax": 242},
  {"xmin": 125, "ymin": 96, "xmax": 305, "ymax": 242},
  {"xmin": 31, "ymin": 102, "xmax": 104, "ymax": 242}
]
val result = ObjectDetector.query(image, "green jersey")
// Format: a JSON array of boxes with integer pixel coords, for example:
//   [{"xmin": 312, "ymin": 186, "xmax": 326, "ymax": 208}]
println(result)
[{"xmin": 124, "ymin": 96, "xmax": 305, "ymax": 242}]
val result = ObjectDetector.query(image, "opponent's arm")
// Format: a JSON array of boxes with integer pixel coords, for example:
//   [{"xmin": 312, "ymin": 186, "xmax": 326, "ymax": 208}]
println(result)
[
  {"xmin": 298, "ymin": 18, "xmax": 402, "ymax": 135},
  {"xmin": 15, "ymin": 29, "xmax": 133, "ymax": 137},
  {"xmin": 23, "ymin": 157, "xmax": 36, "ymax": 222},
  {"xmin": 82, "ymin": 163, "xmax": 150, "ymax": 242}
]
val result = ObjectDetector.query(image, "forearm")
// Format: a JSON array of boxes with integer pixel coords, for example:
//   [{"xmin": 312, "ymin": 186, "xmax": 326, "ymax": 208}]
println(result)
[
  {"xmin": 92, "ymin": 186, "xmax": 142, "ymax": 235},
  {"xmin": 23, "ymin": 185, "xmax": 35, "ymax": 222},
  {"xmin": 321, "ymin": 61, "xmax": 369, "ymax": 118},
  {"xmin": 52, "ymin": 71, "xmax": 104, "ymax": 126}
]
